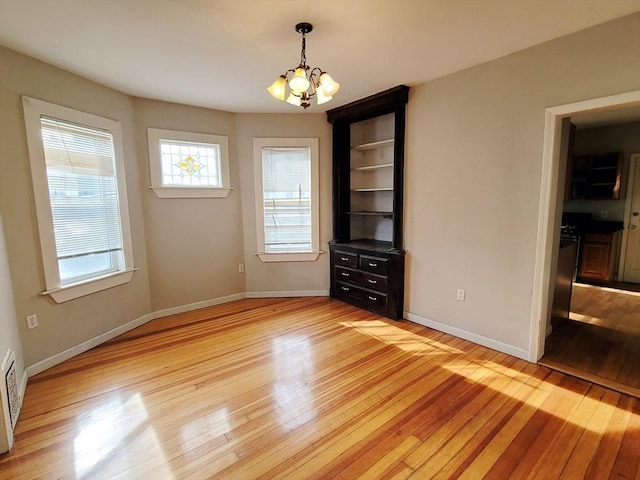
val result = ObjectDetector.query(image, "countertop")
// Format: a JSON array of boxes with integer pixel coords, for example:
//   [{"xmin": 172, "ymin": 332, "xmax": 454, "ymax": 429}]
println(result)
[{"xmin": 582, "ymin": 220, "xmax": 624, "ymax": 234}]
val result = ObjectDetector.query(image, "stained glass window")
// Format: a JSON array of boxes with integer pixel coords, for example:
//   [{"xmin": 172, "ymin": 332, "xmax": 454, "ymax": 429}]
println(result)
[
  {"xmin": 159, "ymin": 140, "xmax": 221, "ymax": 187},
  {"xmin": 147, "ymin": 128, "xmax": 231, "ymax": 198}
]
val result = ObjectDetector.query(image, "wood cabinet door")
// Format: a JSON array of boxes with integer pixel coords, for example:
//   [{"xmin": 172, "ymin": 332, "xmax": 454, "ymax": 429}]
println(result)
[{"xmin": 579, "ymin": 241, "xmax": 612, "ymax": 281}]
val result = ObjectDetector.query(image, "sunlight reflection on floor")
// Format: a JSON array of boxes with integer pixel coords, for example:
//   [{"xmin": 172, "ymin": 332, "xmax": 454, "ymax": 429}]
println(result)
[
  {"xmin": 74, "ymin": 393, "xmax": 174, "ymax": 479},
  {"xmin": 340, "ymin": 320, "xmax": 464, "ymax": 356},
  {"xmin": 342, "ymin": 319, "xmax": 637, "ymax": 435},
  {"xmin": 272, "ymin": 336, "xmax": 316, "ymax": 430}
]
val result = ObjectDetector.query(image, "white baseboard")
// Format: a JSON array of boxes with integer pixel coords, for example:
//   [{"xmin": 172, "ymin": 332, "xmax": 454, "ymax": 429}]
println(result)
[
  {"xmin": 26, "ymin": 311, "xmax": 155, "ymax": 377},
  {"xmin": 153, "ymin": 293, "xmax": 247, "ymax": 319},
  {"xmin": 405, "ymin": 311, "xmax": 530, "ymax": 361},
  {"xmin": 246, "ymin": 290, "xmax": 329, "ymax": 298}
]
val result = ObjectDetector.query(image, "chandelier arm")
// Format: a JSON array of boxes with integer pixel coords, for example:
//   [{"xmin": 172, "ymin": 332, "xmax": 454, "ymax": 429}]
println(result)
[{"xmin": 309, "ymin": 67, "xmax": 323, "ymax": 84}]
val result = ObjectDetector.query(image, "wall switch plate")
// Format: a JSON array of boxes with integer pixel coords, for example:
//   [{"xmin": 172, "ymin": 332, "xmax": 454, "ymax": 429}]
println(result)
[
  {"xmin": 600, "ymin": 210, "xmax": 608, "ymax": 219},
  {"xmin": 456, "ymin": 289, "xmax": 465, "ymax": 301},
  {"xmin": 238, "ymin": 264, "xmax": 245, "ymax": 273},
  {"xmin": 26, "ymin": 314, "xmax": 38, "ymax": 329}
]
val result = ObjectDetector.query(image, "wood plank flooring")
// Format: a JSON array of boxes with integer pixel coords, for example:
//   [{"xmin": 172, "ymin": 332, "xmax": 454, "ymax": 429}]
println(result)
[
  {"xmin": 1, "ymin": 297, "xmax": 639, "ymax": 479},
  {"xmin": 541, "ymin": 282, "xmax": 640, "ymax": 398}
]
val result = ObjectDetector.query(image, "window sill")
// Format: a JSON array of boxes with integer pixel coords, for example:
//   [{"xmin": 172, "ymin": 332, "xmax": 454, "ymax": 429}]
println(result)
[
  {"xmin": 256, "ymin": 252, "xmax": 321, "ymax": 263},
  {"xmin": 41, "ymin": 268, "xmax": 137, "ymax": 303},
  {"xmin": 150, "ymin": 186, "xmax": 231, "ymax": 198}
]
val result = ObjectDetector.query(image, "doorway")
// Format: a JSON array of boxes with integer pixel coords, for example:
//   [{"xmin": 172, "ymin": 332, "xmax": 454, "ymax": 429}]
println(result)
[
  {"xmin": 620, "ymin": 153, "xmax": 640, "ymax": 283},
  {"xmin": 529, "ymin": 90, "xmax": 640, "ymax": 379}
]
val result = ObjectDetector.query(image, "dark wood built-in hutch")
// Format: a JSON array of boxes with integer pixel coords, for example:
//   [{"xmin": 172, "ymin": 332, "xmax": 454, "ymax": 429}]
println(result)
[{"xmin": 326, "ymin": 86, "xmax": 409, "ymax": 319}]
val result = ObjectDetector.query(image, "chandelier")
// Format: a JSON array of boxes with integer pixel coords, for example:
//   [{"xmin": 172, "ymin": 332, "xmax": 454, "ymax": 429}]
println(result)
[{"xmin": 267, "ymin": 22, "xmax": 340, "ymax": 109}]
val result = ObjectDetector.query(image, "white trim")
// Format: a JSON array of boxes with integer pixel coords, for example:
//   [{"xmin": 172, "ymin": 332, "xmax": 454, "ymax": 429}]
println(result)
[
  {"xmin": 26, "ymin": 311, "xmax": 155, "ymax": 377},
  {"xmin": 153, "ymin": 293, "xmax": 247, "ymax": 319},
  {"xmin": 22, "ymin": 96, "xmax": 135, "ymax": 302},
  {"xmin": 147, "ymin": 128, "xmax": 231, "ymax": 198},
  {"xmin": 618, "ymin": 153, "xmax": 640, "ymax": 281},
  {"xmin": 530, "ymin": 90, "xmax": 640, "ymax": 362},
  {"xmin": 43, "ymin": 269, "xmax": 137, "ymax": 303},
  {"xmin": 256, "ymin": 252, "xmax": 321, "ymax": 262},
  {"xmin": 405, "ymin": 312, "xmax": 529, "ymax": 361},
  {"xmin": 246, "ymin": 290, "xmax": 329, "ymax": 298}
]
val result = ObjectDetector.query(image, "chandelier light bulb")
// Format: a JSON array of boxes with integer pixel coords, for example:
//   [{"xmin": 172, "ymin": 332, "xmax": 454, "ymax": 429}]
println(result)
[
  {"xmin": 289, "ymin": 68, "xmax": 310, "ymax": 94},
  {"xmin": 318, "ymin": 72, "xmax": 340, "ymax": 97},
  {"xmin": 286, "ymin": 93, "xmax": 302, "ymax": 106},
  {"xmin": 267, "ymin": 76, "xmax": 287, "ymax": 100},
  {"xmin": 316, "ymin": 84, "xmax": 333, "ymax": 105}
]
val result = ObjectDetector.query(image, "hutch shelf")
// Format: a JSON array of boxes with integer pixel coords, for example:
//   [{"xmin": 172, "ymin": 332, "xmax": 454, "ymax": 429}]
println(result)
[{"xmin": 326, "ymin": 85, "xmax": 409, "ymax": 319}]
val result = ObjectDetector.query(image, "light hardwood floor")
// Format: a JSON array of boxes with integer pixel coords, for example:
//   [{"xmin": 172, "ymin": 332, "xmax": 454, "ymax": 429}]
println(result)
[
  {"xmin": 541, "ymin": 282, "xmax": 640, "ymax": 398},
  {"xmin": 1, "ymin": 297, "xmax": 639, "ymax": 479}
]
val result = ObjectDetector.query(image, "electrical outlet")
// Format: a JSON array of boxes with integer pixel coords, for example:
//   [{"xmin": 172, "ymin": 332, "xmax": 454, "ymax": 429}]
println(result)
[
  {"xmin": 456, "ymin": 289, "xmax": 465, "ymax": 301},
  {"xmin": 26, "ymin": 313, "xmax": 38, "ymax": 329},
  {"xmin": 238, "ymin": 264, "xmax": 245, "ymax": 273},
  {"xmin": 600, "ymin": 210, "xmax": 608, "ymax": 219}
]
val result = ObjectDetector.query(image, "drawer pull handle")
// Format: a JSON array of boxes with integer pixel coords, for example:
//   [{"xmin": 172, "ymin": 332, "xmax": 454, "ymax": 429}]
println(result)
[
  {"xmin": 341, "ymin": 272, "xmax": 350, "ymax": 277},
  {"xmin": 368, "ymin": 296, "xmax": 378, "ymax": 301},
  {"xmin": 341, "ymin": 257, "xmax": 350, "ymax": 261},
  {"xmin": 341, "ymin": 286, "xmax": 350, "ymax": 292},
  {"xmin": 368, "ymin": 262, "xmax": 378, "ymax": 267},
  {"xmin": 367, "ymin": 279, "xmax": 377, "ymax": 284}
]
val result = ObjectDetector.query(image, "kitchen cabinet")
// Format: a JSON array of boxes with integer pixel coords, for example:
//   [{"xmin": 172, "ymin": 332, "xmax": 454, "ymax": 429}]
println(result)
[
  {"xmin": 326, "ymin": 86, "xmax": 409, "ymax": 319},
  {"xmin": 577, "ymin": 231, "xmax": 622, "ymax": 284},
  {"xmin": 566, "ymin": 152, "xmax": 623, "ymax": 200}
]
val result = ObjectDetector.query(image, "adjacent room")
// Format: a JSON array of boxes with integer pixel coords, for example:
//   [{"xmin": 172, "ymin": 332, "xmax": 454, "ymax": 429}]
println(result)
[{"xmin": 1, "ymin": 1, "xmax": 639, "ymax": 478}]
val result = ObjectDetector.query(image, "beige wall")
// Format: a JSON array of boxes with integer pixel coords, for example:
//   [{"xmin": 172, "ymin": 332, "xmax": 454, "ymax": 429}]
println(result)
[
  {"xmin": 134, "ymin": 99, "xmax": 245, "ymax": 311},
  {"xmin": 0, "ymin": 47, "xmax": 153, "ymax": 367},
  {"xmin": 235, "ymin": 114, "xmax": 332, "ymax": 294},
  {"xmin": 404, "ymin": 13, "xmax": 640, "ymax": 354}
]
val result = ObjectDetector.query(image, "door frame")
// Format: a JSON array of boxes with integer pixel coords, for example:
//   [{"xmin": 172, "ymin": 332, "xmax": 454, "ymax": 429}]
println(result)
[
  {"xmin": 528, "ymin": 90, "xmax": 640, "ymax": 363},
  {"xmin": 618, "ymin": 152, "xmax": 640, "ymax": 281}
]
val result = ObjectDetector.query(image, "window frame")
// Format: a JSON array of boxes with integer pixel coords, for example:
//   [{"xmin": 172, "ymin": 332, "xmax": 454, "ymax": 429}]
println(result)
[
  {"xmin": 147, "ymin": 128, "xmax": 231, "ymax": 198},
  {"xmin": 22, "ymin": 96, "xmax": 135, "ymax": 303},
  {"xmin": 253, "ymin": 138, "xmax": 320, "ymax": 263}
]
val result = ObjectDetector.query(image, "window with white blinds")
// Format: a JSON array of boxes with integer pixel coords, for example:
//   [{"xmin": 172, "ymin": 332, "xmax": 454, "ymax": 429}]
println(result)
[
  {"xmin": 22, "ymin": 96, "xmax": 134, "ymax": 302},
  {"xmin": 253, "ymin": 138, "xmax": 320, "ymax": 262},
  {"xmin": 40, "ymin": 117, "xmax": 124, "ymax": 284},
  {"xmin": 262, "ymin": 146, "xmax": 312, "ymax": 252}
]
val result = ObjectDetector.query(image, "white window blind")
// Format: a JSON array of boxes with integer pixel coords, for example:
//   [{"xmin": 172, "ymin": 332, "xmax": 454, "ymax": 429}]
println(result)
[
  {"xmin": 40, "ymin": 117, "xmax": 124, "ymax": 284},
  {"xmin": 261, "ymin": 146, "xmax": 312, "ymax": 253}
]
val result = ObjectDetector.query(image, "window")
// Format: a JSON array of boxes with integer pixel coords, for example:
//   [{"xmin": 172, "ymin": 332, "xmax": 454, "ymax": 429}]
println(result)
[
  {"xmin": 147, "ymin": 128, "xmax": 230, "ymax": 198},
  {"xmin": 22, "ymin": 96, "xmax": 135, "ymax": 303},
  {"xmin": 253, "ymin": 138, "xmax": 320, "ymax": 262}
]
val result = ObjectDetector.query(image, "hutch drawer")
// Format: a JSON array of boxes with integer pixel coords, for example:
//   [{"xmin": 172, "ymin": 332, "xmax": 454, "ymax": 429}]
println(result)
[
  {"xmin": 359, "ymin": 255, "xmax": 389, "ymax": 276},
  {"xmin": 335, "ymin": 282, "xmax": 388, "ymax": 308},
  {"xmin": 335, "ymin": 266, "xmax": 389, "ymax": 291},
  {"xmin": 333, "ymin": 250, "xmax": 358, "ymax": 269}
]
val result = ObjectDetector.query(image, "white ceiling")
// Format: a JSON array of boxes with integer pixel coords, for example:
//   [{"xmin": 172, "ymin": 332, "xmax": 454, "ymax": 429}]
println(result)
[{"xmin": 0, "ymin": 0, "xmax": 638, "ymax": 114}]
